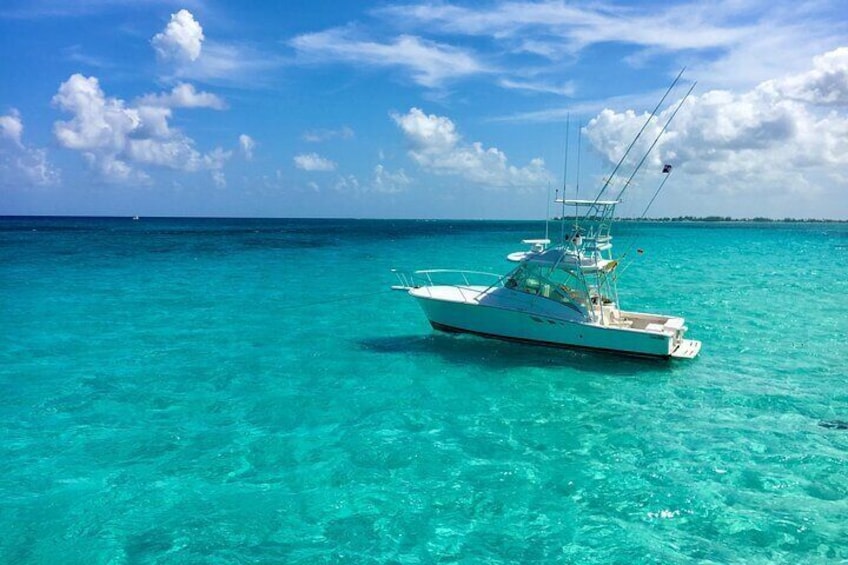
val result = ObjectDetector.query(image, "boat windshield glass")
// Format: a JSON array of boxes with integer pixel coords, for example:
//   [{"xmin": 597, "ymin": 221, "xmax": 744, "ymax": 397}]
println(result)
[{"xmin": 504, "ymin": 262, "xmax": 589, "ymax": 310}]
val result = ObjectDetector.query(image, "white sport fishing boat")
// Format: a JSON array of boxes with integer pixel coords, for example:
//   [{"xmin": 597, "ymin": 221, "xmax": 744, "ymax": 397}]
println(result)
[
  {"xmin": 393, "ymin": 198, "xmax": 700, "ymax": 359},
  {"xmin": 392, "ymin": 72, "xmax": 701, "ymax": 359}
]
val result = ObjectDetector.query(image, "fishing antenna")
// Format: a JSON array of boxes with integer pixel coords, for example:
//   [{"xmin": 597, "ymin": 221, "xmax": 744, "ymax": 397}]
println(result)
[
  {"xmin": 613, "ymin": 81, "xmax": 696, "ymax": 203},
  {"xmin": 561, "ymin": 113, "xmax": 570, "ymax": 242},
  {"xmin": 584, "ymin": 67, "xmax": 686, "ymax": 218},
  {"xmin": 574, "ymin": 122, "xmax": 582, "ymax": 230}
]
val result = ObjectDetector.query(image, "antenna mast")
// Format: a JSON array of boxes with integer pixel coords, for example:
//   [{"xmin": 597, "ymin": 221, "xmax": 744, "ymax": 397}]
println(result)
[{"xmin": 561, "ymin": 113, "xmax": 570, "ymax": 241}]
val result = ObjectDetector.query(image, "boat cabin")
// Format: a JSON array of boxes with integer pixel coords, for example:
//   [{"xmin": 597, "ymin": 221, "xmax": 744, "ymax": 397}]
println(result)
[{"xmin": 504, "ymin": 257, "xmax": 591, "ymax": 315}]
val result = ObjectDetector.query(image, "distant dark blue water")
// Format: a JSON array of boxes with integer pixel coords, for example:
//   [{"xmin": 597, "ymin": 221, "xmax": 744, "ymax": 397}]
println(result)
[{"xmin": 1, "ymin": 217, "xmax": 846, "ymax": 563}]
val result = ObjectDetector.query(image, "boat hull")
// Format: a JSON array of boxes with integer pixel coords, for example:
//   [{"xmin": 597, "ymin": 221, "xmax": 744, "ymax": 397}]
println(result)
[{"xmin": 411, "ymin": 290, "xmax": 687, "ymax": 358}]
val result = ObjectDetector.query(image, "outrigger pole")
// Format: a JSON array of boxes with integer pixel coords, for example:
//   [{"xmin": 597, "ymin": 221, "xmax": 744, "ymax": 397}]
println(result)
[
  {"xmin": 613, "ymin": 81, "xmax": 697, "ymax": 203},
  {"xmin": 561, "ymin": 113, "xmax": 570, "ymax": 242},
  {"xmin": 584, "ymin": 67, "xmax": 686, "ymax": 218},
  {"xmin": 574, "ymin": 122, "xmax": 582, "ymax": 229}
]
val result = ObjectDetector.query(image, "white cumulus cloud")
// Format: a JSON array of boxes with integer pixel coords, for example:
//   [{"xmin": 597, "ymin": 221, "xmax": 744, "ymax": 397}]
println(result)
[
  {"xmin": 392, "ymin": 107, "xmax": 551, "ymax": 188},
  {"xmin": 294, "ymin": 152, "xmax": 336, "ymax": 171},
  {"xmin": 152, "ymin": 9, "xmax": 204, "ymax": 63},
  {"xmin": 53, "ymin": 74, "xmax": 140, "ymax": 153},
  {"xmin": 583, "ymin": 47, "xmax": 848, "ymax": 216},
  {"xmin": 777, "ymin": 46, "xmax": 848, "ymax": 106},
  {"xmin": 52, "ymin": 73, "xmax": 230, "ymax": 183}
]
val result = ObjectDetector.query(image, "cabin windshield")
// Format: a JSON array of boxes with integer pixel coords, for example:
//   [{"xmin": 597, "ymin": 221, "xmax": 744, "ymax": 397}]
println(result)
[{"xmin": 504, "ymin": 262, "xmax": 589, "ymax": 311}]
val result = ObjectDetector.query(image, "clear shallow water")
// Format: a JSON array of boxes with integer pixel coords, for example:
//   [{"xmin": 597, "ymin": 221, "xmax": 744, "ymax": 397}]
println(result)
[{"xmin": 1, "ymin": 217, "xmax": 846, "ymax": 563}]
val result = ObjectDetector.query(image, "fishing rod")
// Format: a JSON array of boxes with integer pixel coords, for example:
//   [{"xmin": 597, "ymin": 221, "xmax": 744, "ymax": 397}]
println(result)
[
  {"xmin": 613, "ymin": 81, "xmax": 696, "ymax": 203},
  {"xmin": 583, "ymin": 67, "xmax": 686, "ymax": 218}
]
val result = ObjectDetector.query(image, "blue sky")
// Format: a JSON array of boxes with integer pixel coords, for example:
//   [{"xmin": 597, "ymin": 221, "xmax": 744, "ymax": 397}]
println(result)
[{"xmin": 1, "ymin": 0, "xmax": 847, "ymax": 219}]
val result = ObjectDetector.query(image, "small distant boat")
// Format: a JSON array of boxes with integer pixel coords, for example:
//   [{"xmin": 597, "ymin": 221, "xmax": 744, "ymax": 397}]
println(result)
[
  {"xmin": 132, "ymin": 215, "xmax": 140, "ymax": 221},
  {"xmin": 392, "ymin": 72, "xmax": 700, "ymax": 359}
]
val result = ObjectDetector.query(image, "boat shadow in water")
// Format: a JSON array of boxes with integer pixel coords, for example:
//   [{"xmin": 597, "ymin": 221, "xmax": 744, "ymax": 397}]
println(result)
[{"xmin": 359, "ymin": 333, "xmax": 672, "ymax": 375}]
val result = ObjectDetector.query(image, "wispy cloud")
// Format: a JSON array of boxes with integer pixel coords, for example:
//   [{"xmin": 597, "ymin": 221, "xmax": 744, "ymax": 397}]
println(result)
[
  {"xmin": 0, "ymin": 109, "xmax": 61, "ymax": 186},
  {"xmin": 294, "ymin": 152, "xmax": 336, "ymax": 172},
  {"xmin": 290, "ymin": 27, "xmax": 489, "ymax": 89},
  {"xmin": 302, "ymin": 126, "xmax": 355, "ymax": 143},
  {"xmin": 286, "ymin": 0, "xmax": 841, "ymax": 101},
  {"xmin": 238, "ymin": 134, "xmax": 255, "ymax": 160},
  {"xmin": 332, "ymin": 174, "xmax": 360, "ymax": 193},
  {"xmin": 376, "ymin": 0, "xmax": 846, "ymax": 93},
  {"xmin": 498, "ymin": 78, "xmax": 576, "ymax": 97},
  {"xmin": 0, "ymin": 109, "xmax": 23, "ymax": 147},
  {"xmin": 177, "ymin": 42, "xmax": 280, "ymax": 82},
  {"xmin": 136, "ymin": 82, "xmax": 226, "ymax": 110},
  {"xmin": 61, "ymin": 44, "xmax": 114, "ymax": 69},
  {"xmin": 377, "ymin": 1, "xmax": 753, "ymax": 56},
  {"xmin": 371, "ymin": 164, "xmax": 411, "ymax": 194}
]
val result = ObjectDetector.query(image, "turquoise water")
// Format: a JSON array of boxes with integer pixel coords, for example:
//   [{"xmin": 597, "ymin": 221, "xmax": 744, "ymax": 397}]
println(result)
[{"xmin": 1, "ymin": 217, "xmax": 846, "ymax": 563}]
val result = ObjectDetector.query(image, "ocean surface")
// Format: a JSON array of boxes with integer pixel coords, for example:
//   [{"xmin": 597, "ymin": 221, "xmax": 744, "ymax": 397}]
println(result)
[{"xmin": 1, "ymin": 216, "xmax": 846, "ymax": 564}]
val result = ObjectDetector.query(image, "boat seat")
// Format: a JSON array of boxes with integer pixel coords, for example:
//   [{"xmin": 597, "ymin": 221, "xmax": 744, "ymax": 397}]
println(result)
[{"xmin": 664, "ymin": 318, "xmax": 685, "ymax": 330}]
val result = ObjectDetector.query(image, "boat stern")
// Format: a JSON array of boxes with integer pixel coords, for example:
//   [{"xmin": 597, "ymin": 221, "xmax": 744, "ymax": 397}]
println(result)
[
  {"xmin": 663, "ymin": 316, "xmax": 702, "ymax": 358},
  {"xmin": 671, "ymin": 338, "xmax": 702, "ymax": 359}
]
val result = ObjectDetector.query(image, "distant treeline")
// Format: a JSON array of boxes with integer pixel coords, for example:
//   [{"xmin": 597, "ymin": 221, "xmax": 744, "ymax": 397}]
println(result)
[{"xmin": 554, "ymin": 215, "xmax": 847, "ymax": 223}]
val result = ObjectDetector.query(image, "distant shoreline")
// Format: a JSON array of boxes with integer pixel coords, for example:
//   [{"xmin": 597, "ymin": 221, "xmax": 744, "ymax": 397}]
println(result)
[
  {"xmin": 557, "ymin": 216, "xmax": 848, "ymax": 224},
  {"xmin": 1, "ymin": 215, "xmax": 847, "ymax": 223}
]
